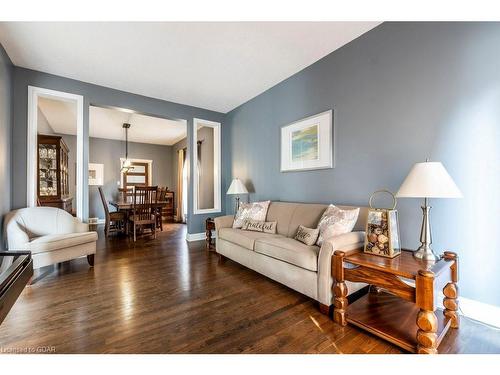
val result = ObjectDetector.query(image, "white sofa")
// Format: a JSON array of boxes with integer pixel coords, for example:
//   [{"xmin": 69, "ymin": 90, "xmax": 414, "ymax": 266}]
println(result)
[
  {"xmin": 4, "ymin": 207, "xmax": 98, "ymax": 269},
  {"xmin": 215, "ymin": 201, "xmax": 368, "ymax": 313}
]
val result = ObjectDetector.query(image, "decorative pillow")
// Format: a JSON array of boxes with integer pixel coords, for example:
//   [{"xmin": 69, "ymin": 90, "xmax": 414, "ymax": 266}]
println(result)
[
  {"xmin": 232, "ymin": 201, "xmax": 271, "ymax": 229},
  {"xmin": 316, "ymin": 205, "xmax": 360, "ymax": 246},
  {"xmin": 243, "ymin": 219, "xmax": 277, "ymax": 234},
  {"xmin": 294, "ymin": 225, "xmax": 320, "ymax": 246}
]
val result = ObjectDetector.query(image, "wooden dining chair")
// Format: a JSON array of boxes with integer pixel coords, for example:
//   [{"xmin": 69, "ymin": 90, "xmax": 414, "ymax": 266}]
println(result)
[
  {"xmin": 98, "ymin": 186, "xmax": 126, "ymax": 237},
  {"xmin": 129, "ymin": 186, "xmax": 158, "ymax": 242},
  {"xmin": 118, "ymin": 187, "xmax": 134, "ymax": 202},
  {"xmin": 156, "ymin": 187, "xmax": 167, "ymax": 231}
]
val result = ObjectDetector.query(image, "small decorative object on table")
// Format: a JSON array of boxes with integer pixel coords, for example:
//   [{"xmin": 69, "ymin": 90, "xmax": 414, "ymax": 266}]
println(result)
[
  {"xmin": 205, "ymin": 218, "xmax": 216, "ymax": 251},
  {"xmin": 364, "ymin": 190, "xmax": 401, "ymax": 258}
]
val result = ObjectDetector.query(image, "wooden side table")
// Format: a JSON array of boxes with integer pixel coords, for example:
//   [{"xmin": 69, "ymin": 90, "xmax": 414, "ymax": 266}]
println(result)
[
  {"xmin": 333, "ymin": 248, "xmax": 459, "ymax": 354},
  {"xmin": 205, "ymin": 218, "xmax": 215, "ymax": 251}
]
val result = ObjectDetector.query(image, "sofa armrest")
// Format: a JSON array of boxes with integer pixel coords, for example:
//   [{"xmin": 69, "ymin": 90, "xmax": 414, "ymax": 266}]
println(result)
[
  {"xmin": 214, "ymin": 215, "xmax": 234, "ymax": 232},
  {"xmin": 317, "ymin": 231, "xmax": 365, "ymax": 306}
]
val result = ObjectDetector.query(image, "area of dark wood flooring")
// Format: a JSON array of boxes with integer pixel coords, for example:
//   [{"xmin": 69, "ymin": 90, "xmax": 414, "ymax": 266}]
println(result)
[{"xmin": 0, "ymin": 224, "xmax": 499, "ymax": 354}]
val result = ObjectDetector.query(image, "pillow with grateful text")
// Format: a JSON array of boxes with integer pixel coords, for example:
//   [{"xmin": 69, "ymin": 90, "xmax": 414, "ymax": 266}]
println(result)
[
  {"xmin": 294, "ymin": 225, "xmax": 320, "ymax": 246},
  {"xmin": 243, "ymin": 219, "xmax": 277, "ymax": 234},
  {"xmin": 316, "ymin": 205, "xmax": 359, "ymax": 246},
  {"xmin": 232, "ymin": 201, "xmax": 271, "ymax": 229}
]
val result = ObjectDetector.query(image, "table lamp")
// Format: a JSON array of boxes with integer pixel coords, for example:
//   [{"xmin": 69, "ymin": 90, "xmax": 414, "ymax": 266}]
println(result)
[
  {"xmin": 396, "ymin": 160, "xmax": 462, "ymax": 261},
  {"xmin": 226, "ymin": 178, "xmax": 248, "ymax": 214}
]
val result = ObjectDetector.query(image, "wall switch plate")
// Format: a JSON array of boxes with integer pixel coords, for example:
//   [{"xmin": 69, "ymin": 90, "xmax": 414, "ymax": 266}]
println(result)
[{"xmin": 117, "ymin": 181, "xmax": 120, "ymax": 186}]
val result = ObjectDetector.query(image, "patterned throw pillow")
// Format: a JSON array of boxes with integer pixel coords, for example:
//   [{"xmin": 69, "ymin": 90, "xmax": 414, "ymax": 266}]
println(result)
[
  {"xmin": 316, "ymin": 205, "xmax": 360, "ymax": 246},
  {"xmin": 294, "ymin": 225, "xmax": 320, "ymax": 246},
  {"xmin": 232, "ymin": 201, "xmax": 271, "ymax": 229},
  {"xmin": 243, "ymin": 219, "xmax": 277, "ymax": 234}
]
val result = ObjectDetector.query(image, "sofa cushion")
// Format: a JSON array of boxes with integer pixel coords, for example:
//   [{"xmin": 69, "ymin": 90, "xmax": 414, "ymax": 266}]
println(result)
[
  {"xmin": 316, "ymin": 205, "xmax": 360, "ymax": 246},
  {"xmin": 27, "ymin": 232, "xmax": 98, "ymax": 254},
  {"xmin": 232, "ymin": 201, "xmax": 271, "ymax": 228},
  {"xmin": 266, "ymin": 202, "xmax": 299, "ymax": 236},
  {"xmin": 294, "ymin": 225, "xmax": 320, "ymax": 246},
  {"xmin": 287, "ymin": 203, "xmax": 328, "ymax": 238},
  {"xmin": 218, "ymin": 228, "xmax": 283, "ymax": 250},
  {"xmin": 254, "ymin": 237, "xmax": 320, "ymax": 272}
]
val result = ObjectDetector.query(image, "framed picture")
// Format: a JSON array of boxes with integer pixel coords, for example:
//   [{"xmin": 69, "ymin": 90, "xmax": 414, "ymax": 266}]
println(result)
[
  {"xmin": 88, "ymin": 163, "xmax": 104, "ymax": 186},
  {"xmin": 280, "ymin": 110, "xmax": 333, "ymax": 172}
]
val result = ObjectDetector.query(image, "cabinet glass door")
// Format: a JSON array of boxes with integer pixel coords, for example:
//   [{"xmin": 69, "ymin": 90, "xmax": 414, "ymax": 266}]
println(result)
[{"xmin": 38, "ymin": 144, "xmax": 58, "ymax": 197}]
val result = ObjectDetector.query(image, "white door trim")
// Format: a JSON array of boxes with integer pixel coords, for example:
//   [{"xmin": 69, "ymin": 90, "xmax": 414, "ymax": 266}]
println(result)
[{"xmin": 27, "ymin": 86, "xmax": 85, "ymax": 220}]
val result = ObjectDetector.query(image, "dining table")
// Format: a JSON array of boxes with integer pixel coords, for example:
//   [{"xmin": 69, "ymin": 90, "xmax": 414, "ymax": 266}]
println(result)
[{"xmin": 109, "ymin": 199, "xmax": 168, "ymax": 211}]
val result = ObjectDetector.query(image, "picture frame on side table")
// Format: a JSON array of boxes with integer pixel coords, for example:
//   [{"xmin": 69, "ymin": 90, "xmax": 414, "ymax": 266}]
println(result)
[{"xmin": 280, "ymin": 110, "xmax": 333, "ymax": 172}]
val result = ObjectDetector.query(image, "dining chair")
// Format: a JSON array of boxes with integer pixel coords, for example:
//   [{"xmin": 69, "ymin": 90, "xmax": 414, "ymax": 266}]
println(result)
[
  {"xmin": 98, "ymin": 186, "xmax": 126, "ymax": 237},
  {"xmin": 156, "ymin": 187, "xmax": 167, "ymax": 231},
  {"xmin": 118, "ymin": 187, "xmax": 134, "ymax": 202},
  {"xmin": 129, "ymin": 186, "xmax": 158, "ymax": 242}
]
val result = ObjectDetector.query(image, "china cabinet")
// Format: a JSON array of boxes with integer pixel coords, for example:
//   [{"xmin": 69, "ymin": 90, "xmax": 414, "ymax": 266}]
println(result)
[{"xmin": 37, "ymin": 134, "xmax": 73, "ymax": 213}]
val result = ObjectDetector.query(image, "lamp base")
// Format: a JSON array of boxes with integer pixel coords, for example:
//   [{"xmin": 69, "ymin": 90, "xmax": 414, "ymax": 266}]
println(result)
[
  {"xmin": 413, "ymin": 199, "xmax": 440, "ymax": 262},
  {"xmin": 413, "ymin": 244, "xmax": 440, "ymax": 261}
]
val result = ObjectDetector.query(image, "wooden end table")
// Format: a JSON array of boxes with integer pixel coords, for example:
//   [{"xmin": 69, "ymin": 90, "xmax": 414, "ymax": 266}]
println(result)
[
  {"xmin": 333, "ymin": 248, "xmax": 459, "ymax": 354},
  {"xmin": 205, "ymin": 218, "xmax": 216, "ymax": 251}
]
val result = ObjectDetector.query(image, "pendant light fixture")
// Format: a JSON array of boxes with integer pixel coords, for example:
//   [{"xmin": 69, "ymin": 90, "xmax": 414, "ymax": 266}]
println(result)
[{"xmin": 121, "ymin": 123, "xmax": 133, "ymax": 173}]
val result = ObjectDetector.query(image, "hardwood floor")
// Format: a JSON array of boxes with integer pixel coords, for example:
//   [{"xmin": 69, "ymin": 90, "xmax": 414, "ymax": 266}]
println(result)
[{"xmin": 0, "ymin": 224, "xmax": 499, "ymax": 354}]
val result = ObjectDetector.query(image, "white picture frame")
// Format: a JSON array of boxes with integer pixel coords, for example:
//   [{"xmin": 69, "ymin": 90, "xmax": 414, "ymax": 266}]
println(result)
[
  {"xmin": 280, "ymin": 110, "xmax": 333, "ymax": 172},
  {"xmin": 88, "ymin": 163, "xmax": 104, "ymax": 186}
]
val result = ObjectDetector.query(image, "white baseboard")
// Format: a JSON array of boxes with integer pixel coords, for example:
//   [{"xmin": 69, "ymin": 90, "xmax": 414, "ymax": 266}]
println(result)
[
  {"xmin": 186, "ymin": 231, "xmax": 216, "ymax": 242},
  {"xmin": 436, "ymin": 291, "xmax": 500, "ymax": 328},
  {"xmin": 88, "ymin": 218, "xmax": 105, "ymax": 225},
  {"xmin": 457, "ymin": 296, "xmax": 500, "ymax": 328}
]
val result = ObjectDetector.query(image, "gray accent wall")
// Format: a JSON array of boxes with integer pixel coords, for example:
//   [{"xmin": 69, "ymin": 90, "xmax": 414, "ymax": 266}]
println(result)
[
  {"xmin": 223, "ymin": 22, "xmax": 500, "ymax": 306},
  {"xmin": 0, "ymin": 43, "xmax": 12, "ymax": 249},
  {"xmin": 12, "ymin": 67, "xmax": 225, "ymax": 235}
]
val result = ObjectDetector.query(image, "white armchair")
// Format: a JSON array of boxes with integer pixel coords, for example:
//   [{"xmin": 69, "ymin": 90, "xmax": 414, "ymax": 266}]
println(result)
[{"xmin": 3, "ymin": 207, "xmax": 98, "ymax": 269}]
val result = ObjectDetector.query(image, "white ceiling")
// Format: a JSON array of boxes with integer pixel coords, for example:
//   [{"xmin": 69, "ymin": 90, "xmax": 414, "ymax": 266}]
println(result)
[
  {"xmin": 0, "ymin": 22, "xmax": 380, "ymax": 113},
  {"xmin": 38, "ymin": 97, "xmax": 186, "ymax": 146}
]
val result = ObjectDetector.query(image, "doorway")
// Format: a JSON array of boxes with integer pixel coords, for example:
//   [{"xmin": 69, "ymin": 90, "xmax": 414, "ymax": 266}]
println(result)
[
  {"xmin": 120, "ymin": 159, "xmax": 152, "ymax": 189},
  {"xmin": 27, "ymin": 86, "xmax": 85, "ymax": 220}
]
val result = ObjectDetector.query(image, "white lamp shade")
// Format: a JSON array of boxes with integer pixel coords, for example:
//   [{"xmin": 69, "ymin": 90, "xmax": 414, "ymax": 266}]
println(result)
[
  {"xmin": 396, "ymin": 161, "xmax": 463, "ymax": 198},
  {"xmin": 226, "ymin": 178, "xmax": 248, "ymax": 195}
]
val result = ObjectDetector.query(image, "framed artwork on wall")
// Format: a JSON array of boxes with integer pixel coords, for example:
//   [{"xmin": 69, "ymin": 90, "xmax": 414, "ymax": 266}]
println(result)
[
  {"xmin": 88, "ymin": 163, "xmax": 104, "ymax": 186},
  {"xmin": 280, "ymin": 110, "xmax": 333, "ymax": 172}
]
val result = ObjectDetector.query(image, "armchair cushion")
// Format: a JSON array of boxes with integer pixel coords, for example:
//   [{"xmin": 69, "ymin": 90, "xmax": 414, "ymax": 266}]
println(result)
[{"xmin": 27, "ymin": 232, "xmax": 98, "ymax": 254}]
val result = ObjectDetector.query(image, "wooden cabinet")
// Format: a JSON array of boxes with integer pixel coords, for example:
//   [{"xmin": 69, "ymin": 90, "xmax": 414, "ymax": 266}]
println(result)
[
  {"xmin": 37, "ymin": 135, "xmax": 73, "ymax": 213},
  {"xmin": 163, "ymin": 191, "xmax": 175, "ymax": 222}
]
